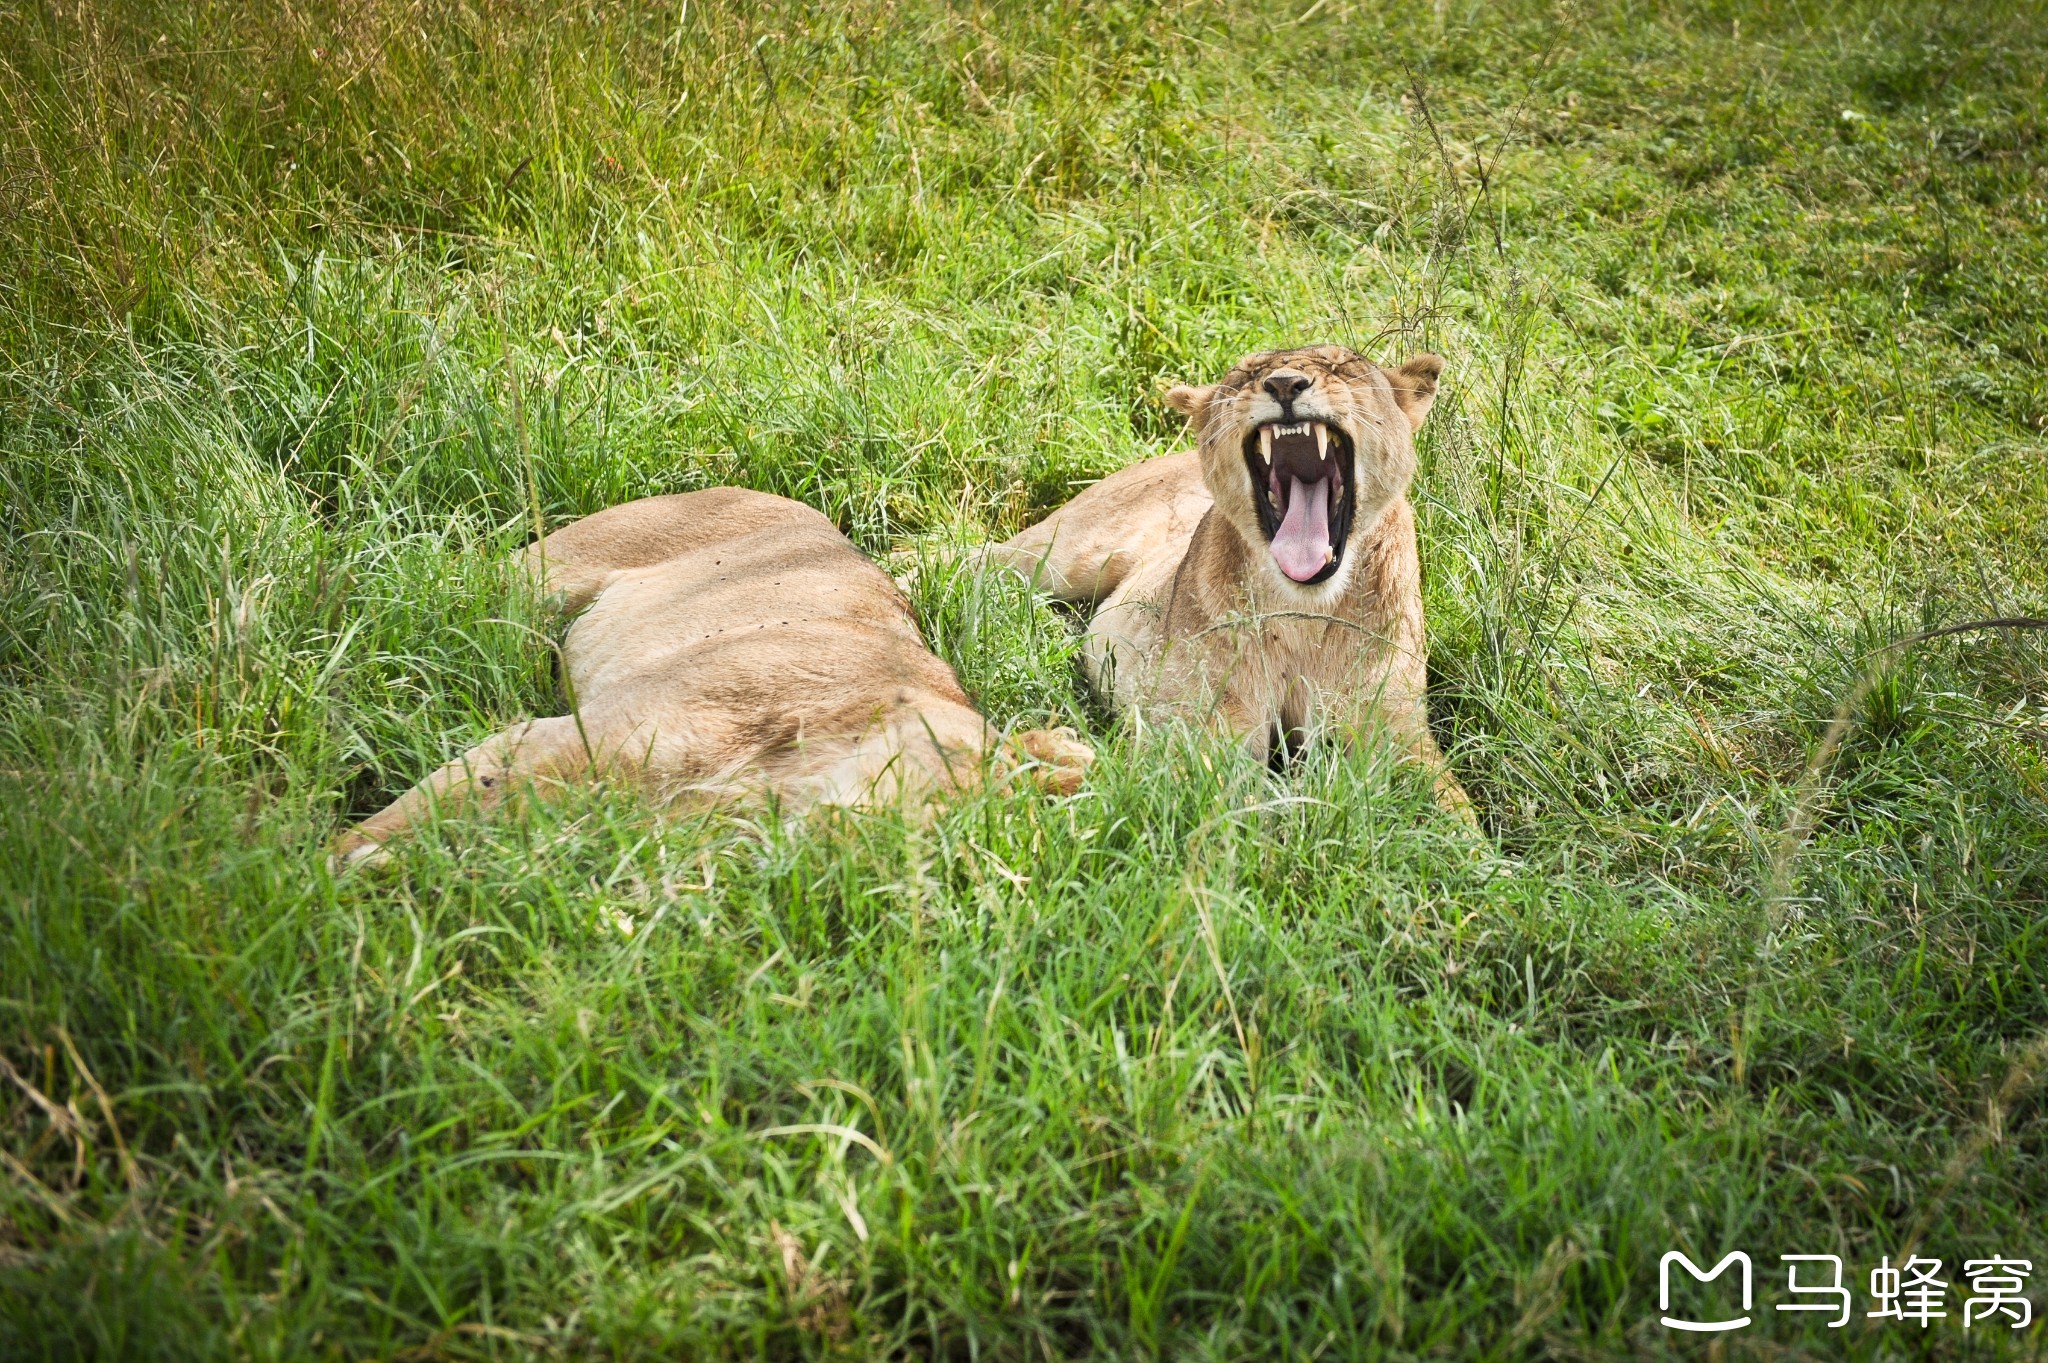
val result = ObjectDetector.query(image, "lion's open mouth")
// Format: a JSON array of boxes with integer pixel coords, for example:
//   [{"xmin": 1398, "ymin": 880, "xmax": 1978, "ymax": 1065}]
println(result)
[{"xmin": 1242, "ymin": 419, "xmax": 1353, "ymax": 585}]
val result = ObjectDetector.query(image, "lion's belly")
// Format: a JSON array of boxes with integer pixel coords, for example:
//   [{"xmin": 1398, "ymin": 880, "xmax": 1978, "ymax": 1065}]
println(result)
[{"xmin": 559, "ymin": 540, "xmax": 930, "ymax": 715}]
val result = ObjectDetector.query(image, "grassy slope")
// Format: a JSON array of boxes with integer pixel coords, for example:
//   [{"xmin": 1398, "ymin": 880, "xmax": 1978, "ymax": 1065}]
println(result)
[{"xmin": 3, "ymin": 0, "xmax": 2047, "ymax": 1356}]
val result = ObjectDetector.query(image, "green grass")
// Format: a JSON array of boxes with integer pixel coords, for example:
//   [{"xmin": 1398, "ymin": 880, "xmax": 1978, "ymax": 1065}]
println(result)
[{"xmin": 4, "ymin": 0, "xmax": 2048, "ymax": 1356}]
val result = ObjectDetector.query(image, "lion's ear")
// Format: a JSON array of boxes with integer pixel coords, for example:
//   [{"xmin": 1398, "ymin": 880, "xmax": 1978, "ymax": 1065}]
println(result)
[
  {"xmin": 1164, "ymin": 384, "xmax": 1216, "ymax": 423},
  {"xmin": 1385, "ymin": 355, "xmax": 1445, "ymax": 431}
]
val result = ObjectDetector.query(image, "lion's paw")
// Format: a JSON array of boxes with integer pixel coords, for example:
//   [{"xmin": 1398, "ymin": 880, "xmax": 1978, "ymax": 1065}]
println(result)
[{"xmin": 1003, "ymin": 727, "xmax": 1094, "ymax": 795}]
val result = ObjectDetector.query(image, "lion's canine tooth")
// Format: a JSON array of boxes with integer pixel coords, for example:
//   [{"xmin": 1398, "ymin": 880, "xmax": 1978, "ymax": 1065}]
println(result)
[
  {"xmin": 1259, "ymin": 426, "xmax": 1273, "ymax": 462},
  {"xmin": 1314, "ymin": 423, "xmax": 1328, "ymax": 460}
]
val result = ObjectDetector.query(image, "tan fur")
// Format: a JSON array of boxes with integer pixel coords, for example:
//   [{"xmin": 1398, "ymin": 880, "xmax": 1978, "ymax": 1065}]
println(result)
[
  {"xmin": 986, "ymin": 345, "xmax": 1470, "ymax": 817},
  {"xmin": 334, "ymin": 489, "xmax": 1090, "ymax": 865}
]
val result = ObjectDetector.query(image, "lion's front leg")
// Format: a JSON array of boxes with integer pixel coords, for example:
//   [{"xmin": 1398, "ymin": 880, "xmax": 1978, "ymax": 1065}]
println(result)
[
  {"xmin": 1398, "ymin": 721, "xmax": 1476, "ymax": 825},
  {"xmin": 331, "ymin": 715, "xmax": 615, "ymax": 868},
  {"xmin": 1325, "ymin": 693, "xmax": 1475, "ymax": 826}
]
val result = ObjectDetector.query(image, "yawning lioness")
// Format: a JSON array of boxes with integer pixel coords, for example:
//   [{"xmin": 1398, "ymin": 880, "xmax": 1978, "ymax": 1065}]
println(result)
[
  {"xmin": 986, "ymin": 344, "xmax": 1470, "ymax": 816},
  {"xmin": 334, "ymin": 489, "xmax": 1091, "ymax": 865}
]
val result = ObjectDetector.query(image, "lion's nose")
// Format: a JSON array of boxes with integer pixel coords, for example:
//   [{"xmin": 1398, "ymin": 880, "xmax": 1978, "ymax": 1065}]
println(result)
[{"xmin": 1263, "ymin": 370, "xmax": 1312, "ymax": 404}]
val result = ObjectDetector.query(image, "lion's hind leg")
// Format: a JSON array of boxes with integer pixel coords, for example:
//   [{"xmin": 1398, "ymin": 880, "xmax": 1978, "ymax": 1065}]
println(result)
[
  {"xmin": 984, "ymin": 451, "xmax": 1207, "ymax": 606},
  {"xmin": 977, "ymin": 528, "xmax": 1135, "ymax": 605}
]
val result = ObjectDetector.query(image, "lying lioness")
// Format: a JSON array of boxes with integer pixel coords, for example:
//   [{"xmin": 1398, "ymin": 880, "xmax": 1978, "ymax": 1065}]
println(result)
[
  {"xmin": 333, "ymin": 489, "xmax": 1091, "ymax": 865},
  {"xmin": 986, "ymin": 344, "xmax": 1470, "ymax": 816}
]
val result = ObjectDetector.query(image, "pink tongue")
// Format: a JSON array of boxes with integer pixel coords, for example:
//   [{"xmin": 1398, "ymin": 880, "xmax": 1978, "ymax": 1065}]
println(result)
[{"xmin": 1269, "ymin": 474, "xmax": 1331, "ymax": 582}]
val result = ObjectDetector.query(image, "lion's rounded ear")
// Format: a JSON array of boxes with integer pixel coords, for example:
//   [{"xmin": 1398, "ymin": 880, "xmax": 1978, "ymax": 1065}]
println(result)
[
  {"xmin": 1385, "ymin": 354, "xmax": 1444, "ymax": 431},
  {"xmin": 1164, "ymin": 384, "xmax": 1216, "ymax": 423}
]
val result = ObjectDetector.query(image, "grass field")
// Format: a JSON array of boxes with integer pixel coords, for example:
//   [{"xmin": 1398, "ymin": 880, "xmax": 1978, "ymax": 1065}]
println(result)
[{"xmin": 5, "ymin": 0, "xmax": 2048, "ymax": 1356}]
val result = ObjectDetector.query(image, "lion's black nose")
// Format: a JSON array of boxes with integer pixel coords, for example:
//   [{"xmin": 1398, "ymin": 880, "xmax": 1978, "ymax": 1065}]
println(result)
[{"xmin": 1263, "ymin": 370, "xmax": 1312, "ymax": 404}]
